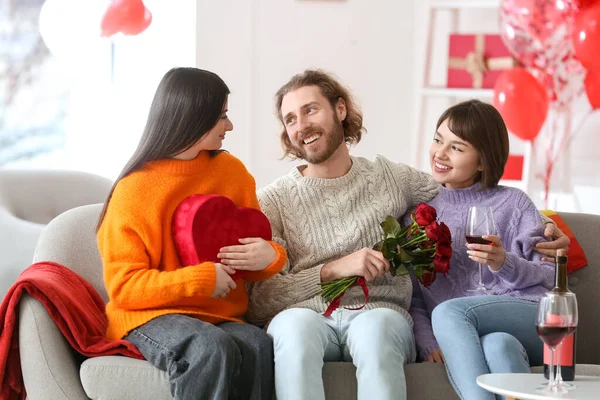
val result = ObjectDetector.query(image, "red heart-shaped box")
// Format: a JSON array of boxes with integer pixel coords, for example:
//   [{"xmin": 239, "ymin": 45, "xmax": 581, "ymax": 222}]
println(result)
[{"xmin": 172, "ymin": 194, "xmax": 272, "ymax": 280}]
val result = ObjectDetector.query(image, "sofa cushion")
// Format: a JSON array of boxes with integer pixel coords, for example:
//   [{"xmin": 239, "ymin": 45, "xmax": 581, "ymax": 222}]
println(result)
[
  {"xmin": 80, "ymin": 356, "xmax": 171, "ymax": 400},
  {"xmin": 0, "ymin": 169, "xmax": 112, "ymax": 298},
  {"xmin": 32, "ymin": 203, "xmax": 109, "ymax": 302},
  {"xmin": 82, "ymin": 357, "xmax": 600, "ymax": 400},
  {"xmin": 80, "ymin": 357, "xmax": 462, "ymax": 400}
]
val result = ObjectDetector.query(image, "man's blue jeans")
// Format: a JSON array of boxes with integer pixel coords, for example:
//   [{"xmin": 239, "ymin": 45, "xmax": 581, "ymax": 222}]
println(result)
[
  {"xmin": 431, "ymin": 295, "xmax": 542, "ymax": 400},
  {"xmin": 125, "ymin": 313, "xmax": 274, "ymax": 400},
  {"xmin": 267, "ymin": 307, "xmax": 416, "ymax": 400}
]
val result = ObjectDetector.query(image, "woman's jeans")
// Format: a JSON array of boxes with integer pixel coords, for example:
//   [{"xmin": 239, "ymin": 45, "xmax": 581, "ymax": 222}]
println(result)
[
  {"xmin": 432, "ymin": 295, "xmax": 542, "ymax": 400},
  {"xmin": 267, "ymin": 307, "xmax": 416, "ymax": 400},
  {"xmin": 125, "ymin": 314, "xmax": 274, "ymax": 400}
]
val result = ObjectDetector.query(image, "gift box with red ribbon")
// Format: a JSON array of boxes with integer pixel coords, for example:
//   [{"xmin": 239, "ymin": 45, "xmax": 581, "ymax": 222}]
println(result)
[{"xmin": 447, "ymin": 34, "xmax": 518, "ymax": 89}]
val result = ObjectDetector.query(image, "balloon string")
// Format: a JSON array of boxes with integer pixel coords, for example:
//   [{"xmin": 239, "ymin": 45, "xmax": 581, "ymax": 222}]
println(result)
[
  {"xmin": 561, "ymin": 108, "xmax": 593, "ymax": 152},
  {"xmin": 110, "ymin": 42, "xmax": 115, "ymax": 84},
  {"xmin": 537, "ymin": 107, "xmax": 592, "ymax": 208},
  {"xmin": 544, "ymin": 108, "xmax": 559, "ymax": 207}
]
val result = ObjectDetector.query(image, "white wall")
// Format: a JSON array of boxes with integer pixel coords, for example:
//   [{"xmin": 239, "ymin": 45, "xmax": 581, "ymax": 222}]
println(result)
[
  {"xmin": 195, "ymin": 0, "xmax": 599, "ymax": 213},
  {"xmin": 196, "ymin": 0, "xmax": 419, "ymax": 188},
  {"xmin": 11, "ymin": 1, "xmax": 597, "ymax": 213},
  {"xmin": 411, "ymin": 3, "xmax": 600, "ymax": 213},
  {"xmin": 100, "ymin": 0, "xmax": 197, "ymax": 179},
  {"xmin": 8, "ymin": 0, "xmax": 197, "ymax": 180}
]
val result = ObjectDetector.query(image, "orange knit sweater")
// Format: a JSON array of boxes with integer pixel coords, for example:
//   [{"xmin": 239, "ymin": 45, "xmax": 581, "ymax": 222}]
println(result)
[{"xmin": 98, "ymin": 151, "xmax": 287, "ymax": 340}]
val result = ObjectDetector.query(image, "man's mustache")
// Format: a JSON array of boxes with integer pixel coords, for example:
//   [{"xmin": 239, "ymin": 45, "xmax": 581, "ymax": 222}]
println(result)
[{"xmin": 298, "ymin": 124, "xmax": 321, "ymax": 141}]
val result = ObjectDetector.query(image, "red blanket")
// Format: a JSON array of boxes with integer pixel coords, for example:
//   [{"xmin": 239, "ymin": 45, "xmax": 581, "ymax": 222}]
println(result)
[{"xmin": 0, "ymin": 261, "xmax": 143, "ymax": 400}]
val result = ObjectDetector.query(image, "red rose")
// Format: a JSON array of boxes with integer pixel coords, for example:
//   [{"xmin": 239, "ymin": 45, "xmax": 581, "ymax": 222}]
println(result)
[
  {"xmin": 414, "ymin": 203, "xmax": 437, "ymax": 227},
  {"xmin": 439, "ymin": 222, "xmax": 452, "ymax": 244},
  {"xmin": 436, "ymin": 242, "xmax": 452, "ymax": 257},
  {"xmin": 420, "ymin": 270, "xmax": 437, "ymax": 287},
  {"xmin": 434, "ymin": 255, "xmax": 451, "ymax": 274},
  {"xmin": 425, "ymin": 221, "xmax": 442, "ymax": 241}
]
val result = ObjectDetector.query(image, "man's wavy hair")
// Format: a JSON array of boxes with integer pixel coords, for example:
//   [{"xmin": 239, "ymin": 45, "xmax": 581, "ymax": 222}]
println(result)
[{"xmin": 275, "ymin": 70, "xmax": 366, "ymax": 159}]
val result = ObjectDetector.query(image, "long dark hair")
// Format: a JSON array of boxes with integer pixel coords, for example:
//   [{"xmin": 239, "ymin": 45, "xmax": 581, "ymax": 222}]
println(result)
[{"xmin": 96, "ymin": 67, "xmax": 230, "ymax": 231}]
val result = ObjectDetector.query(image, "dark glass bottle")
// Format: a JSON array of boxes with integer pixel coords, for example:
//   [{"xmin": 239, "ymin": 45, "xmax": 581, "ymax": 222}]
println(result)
[{"xmin": 544, "ymin": 250, "xmax": 576, "ymax": 381}]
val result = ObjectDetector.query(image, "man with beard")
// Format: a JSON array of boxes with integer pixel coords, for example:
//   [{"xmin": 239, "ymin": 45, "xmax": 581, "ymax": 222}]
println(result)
[
  {"xmin": 223, "ymin": 69, "xmax": 436, "ymax": 400},
  {"xmin": 218, "ymin": 70, "xmax": 568, "ymax": 400}
]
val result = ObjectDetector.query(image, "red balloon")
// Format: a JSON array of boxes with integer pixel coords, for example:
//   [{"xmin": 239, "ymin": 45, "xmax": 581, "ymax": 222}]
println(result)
[
  {"xmin": 121, "ymin": 8, "xmax": 152, "ymax": 35},
  {"xmin": 584, "ymin": 70, "xmax": 600, "ymax": 109},
  {"xmin": 572, "ymin": 3, "xmax": 600, "ymax": 71},
  {"xmin": 499, "ymin": 0, "xmax": 585, "ymax": 110},
  {"xmin": 577, "ymin": 0, "xmax": 600, "ymax": 9},
  {"xmin": 500, "ymin": 0, "xmax": 578, "ymax": 66},
  {"xmin": 493, "ymin": 67, "xmax": 549, "ymax": 141},
  {"xmin": 101, "ymin": 0, "xmax": 152, "ymax": 38}
]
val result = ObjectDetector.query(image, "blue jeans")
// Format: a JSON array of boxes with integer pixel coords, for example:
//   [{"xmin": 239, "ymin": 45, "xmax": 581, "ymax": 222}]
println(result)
[
  {"xmin": 125, "ymin": 314, "xmax": 274, "ymax": 400},
  {"xmin": 267, "ymin": 307, "xmax": 416, "ymax": 400},
  {"xmin": 431, "ymin": 296, "xmax": 542, "ymax": 400}
]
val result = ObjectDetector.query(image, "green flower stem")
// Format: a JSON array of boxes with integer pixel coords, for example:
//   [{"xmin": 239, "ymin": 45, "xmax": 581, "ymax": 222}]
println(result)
[
  {"xmin": 400, "ymin": 232, "xmax": 428, "ymax": 249},
  {"xmin": 319, "ymin": 277, "xmax": 357, "ymax": 302},
  {"xmin": 397, "ymin": 222, "xmax": 416, "ymax": 238},
  {"xmin": 406, "ymin": 262, "xmax": 433, "ymax": 268},
  {"xmin": 409, "ymin": 248, "xmax": 436, "ymax": 254}
]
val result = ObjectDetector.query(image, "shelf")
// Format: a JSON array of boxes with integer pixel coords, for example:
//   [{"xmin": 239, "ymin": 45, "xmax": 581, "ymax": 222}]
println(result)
[
  {"xmin": 430, "ymin": 0, "xmax": 500, "ymax": 9},
  {"xmin": 421, "ymin": 87, "xmax": 494, "ymax": 98}
]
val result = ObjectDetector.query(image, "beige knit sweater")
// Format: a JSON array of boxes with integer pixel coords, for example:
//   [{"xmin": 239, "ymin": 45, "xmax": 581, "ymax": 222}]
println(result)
[{"xmin": 246, "ymin": 156, "xmax": 440, "ymax": 327}]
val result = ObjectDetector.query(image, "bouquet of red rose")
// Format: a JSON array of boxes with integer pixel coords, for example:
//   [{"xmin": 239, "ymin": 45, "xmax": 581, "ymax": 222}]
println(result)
[{"xmin": 318, "ymin": 203, "xmax": 452, "ymax": 314}]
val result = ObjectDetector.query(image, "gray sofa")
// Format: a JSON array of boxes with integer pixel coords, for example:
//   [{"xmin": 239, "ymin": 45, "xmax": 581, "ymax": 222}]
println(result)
[
  {"xmin": 0, "ymin": 169, "xmax": 112, "ymax": 298},
  {"xmin": 18, "ymin": 206, "xmax": 600, "ymax": 399}
]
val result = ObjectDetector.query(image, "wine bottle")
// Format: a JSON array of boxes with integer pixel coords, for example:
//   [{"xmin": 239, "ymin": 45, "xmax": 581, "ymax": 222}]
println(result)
[
  {"xmin": 544, "ymin": 249, "xmax": 576, "ymax": 381},
  {"xmin": 550, "ymin": 250, "xmax": 568, "ymax": 294}
]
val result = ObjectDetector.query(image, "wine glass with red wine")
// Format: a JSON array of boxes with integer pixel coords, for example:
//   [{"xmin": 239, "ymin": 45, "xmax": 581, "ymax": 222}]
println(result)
[
  {"xmin": 465, "ymin": 206, "xmax": 496, "ymax": 292},
  {"xmin": 536, "ymin": 292, "xmax": 578, "ymax": 393}
]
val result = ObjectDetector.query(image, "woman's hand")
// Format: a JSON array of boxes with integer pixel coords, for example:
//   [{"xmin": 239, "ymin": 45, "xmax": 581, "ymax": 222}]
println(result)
[
  {"xmin": 535, "ymin": 223, "xmax": 570, "ymax": 262},
  {"xmin": 466, "ymin": 234, "xmax": 506, "ymax": 271},
  {"xmin": 218, "ymin": 237, "xmax": 277, "ymax": 271},
  {"xmin": 211, "ymin": 263, "xmax": 237, "ymax": 298},
  {"xmin": 426, "ymin": 349, "xmax": 444, "ymax": 363}
]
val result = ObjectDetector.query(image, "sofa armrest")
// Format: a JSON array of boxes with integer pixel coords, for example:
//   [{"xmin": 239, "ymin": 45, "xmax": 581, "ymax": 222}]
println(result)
[{"xmin": 19, "ymin": 294, "xmax": 89, "ymax": 399}]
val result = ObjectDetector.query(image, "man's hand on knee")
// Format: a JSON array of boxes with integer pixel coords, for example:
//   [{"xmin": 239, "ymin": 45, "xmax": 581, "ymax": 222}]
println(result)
[{"xmin": 320, "ymin": 248, "xmax": 390, "ymax": 282}]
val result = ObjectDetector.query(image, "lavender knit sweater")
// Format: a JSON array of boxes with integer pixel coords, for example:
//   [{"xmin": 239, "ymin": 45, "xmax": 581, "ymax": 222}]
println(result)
[{"xmin": 409, "ymin": 183, "xmax": 555, "ymax": 361}]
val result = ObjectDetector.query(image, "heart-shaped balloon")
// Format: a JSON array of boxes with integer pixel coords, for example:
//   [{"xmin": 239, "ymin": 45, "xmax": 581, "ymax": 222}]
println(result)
[
  {"xmin": 172, "ymin": 194, "xmax": 272, "ymax": 281},
  {"xmin": 100, "ymin": 0, "xmax": 152, "ymax": 38}
]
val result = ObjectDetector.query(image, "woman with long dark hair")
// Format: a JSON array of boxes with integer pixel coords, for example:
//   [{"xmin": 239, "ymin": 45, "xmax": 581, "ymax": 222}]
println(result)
[{"xmin": 97, "ymin": 67, "xmax": 286, "ymax": 400}]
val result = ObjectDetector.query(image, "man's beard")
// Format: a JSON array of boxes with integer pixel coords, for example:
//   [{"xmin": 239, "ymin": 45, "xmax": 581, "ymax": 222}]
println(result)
[{"xmin": 293, "ymin": 116, "xmax": 345, "ymax": 164}]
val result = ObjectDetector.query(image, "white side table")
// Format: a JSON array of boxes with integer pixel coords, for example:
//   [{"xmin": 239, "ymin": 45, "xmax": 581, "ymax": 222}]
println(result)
[{"xmin": 477, "ymin": 373, "xmax": 600, "ymax": 400}]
